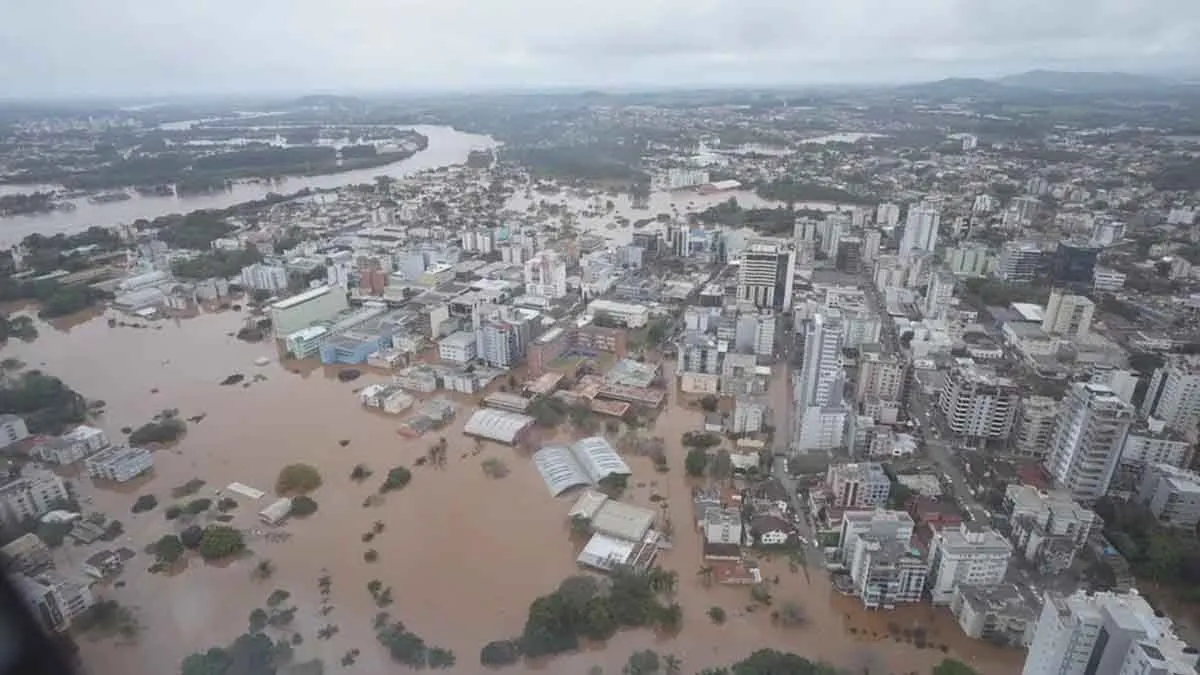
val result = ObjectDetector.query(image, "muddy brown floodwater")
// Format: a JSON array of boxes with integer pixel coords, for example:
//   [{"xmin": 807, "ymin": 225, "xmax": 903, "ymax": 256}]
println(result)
[{"xmin": 6, "ymin": 307, "xmax": 1023, "ymax": 675}]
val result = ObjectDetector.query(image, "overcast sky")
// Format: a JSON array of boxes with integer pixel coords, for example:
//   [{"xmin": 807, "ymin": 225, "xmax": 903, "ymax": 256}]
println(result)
[{"xmin": 2, "ymin": 0, "xmax": 1199, "ymax": 98}]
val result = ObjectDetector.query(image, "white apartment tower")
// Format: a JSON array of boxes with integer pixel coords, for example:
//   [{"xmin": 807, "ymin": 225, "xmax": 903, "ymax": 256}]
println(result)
[
  {"xmin": 1022, "ymin": 590, "xmax": 1198, "ymax": 675},
  {"xmin": 793, "ymin": 311, "xmax": 847, "ymax": 452},
  {"xmin": 736, "ymin": 241, "xmax": 796, "ymax": 311},
  {"xmin": 523, "ymin": 251, "xmax": 568, "ymax": 300},
  {"xmin": 1142, "ymin": 356, "xmax": 1200, "ymax": 434},
  {"xmin": 1042, "ymin": 289, "xmax": 1095, "ymax": 339},
  {"xmin": 899, "ymin": 204, "xmax": 940, "ymax": 259},
  {"xmin": 924, "ymin": 270, "xmax": 955, "ymax": 320},
  {"xmin": 927, "ymin": 523, "xmax": 1013, "ymax": 605},
  {"xmin": 1045, "ymin": 383, "xmax": 1134, "ymax": 501},
  {"xmin": 856, "ymin": 349, "xmax": 906, "ymax": 403}
]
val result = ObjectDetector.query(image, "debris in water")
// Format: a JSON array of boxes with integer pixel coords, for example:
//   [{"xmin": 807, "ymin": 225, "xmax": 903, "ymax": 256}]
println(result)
[
  {"xmin": 187, "ymin": 414, "xmax": 207, "ymax": 424},
  {"xmin": 336, "ymin": 369, "xmax": 361, "ymax": 382},
  {"xmin": 252, "ymin": 374, "xmax": 267, "ymax": 382},
  {"xmin": 220, "ymin": 374, "xmax": 245, "ymax": 386},
  {"xmin": 254, "ymin": 357, "xmax": 270, "ymax": 367},
  {"xmin": 150, "ymin": 388, "xmax": 159, "ymax": 394},
  {"xmin": 414, "ymin": 457, "xmax": 428, "ymax": 466},
  {"xmin": 242, "ymin": 382, "xmax": 251, "ymax": 388},
  {"xmin": 338, "ymin": 440, "xmax": 350, "ymax": 447}
]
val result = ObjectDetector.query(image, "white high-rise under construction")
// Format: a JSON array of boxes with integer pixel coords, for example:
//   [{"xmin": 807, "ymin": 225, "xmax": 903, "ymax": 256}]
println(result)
[
  {"xmin": 899, "ymin": 204, "xmax": 940, "ymax": 259},
  {"xmin": 793, "ymin": 311, "xmax": 847, "ymax": 453}
]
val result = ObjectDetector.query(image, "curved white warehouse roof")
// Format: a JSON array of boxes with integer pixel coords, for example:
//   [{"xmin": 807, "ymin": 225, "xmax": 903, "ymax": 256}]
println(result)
[
  {"xmin": 463, "ymin": 409, "xmax": 534, "ymax": 445},
  {"xmin": 532, "ymin": 436, "xmax": 631, "ymax": 496}
]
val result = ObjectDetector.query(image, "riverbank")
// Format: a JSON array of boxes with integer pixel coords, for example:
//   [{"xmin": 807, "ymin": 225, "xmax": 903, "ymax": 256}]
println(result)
[
  {"xmin": 0, "ymin": 125, "xmax": 497, "ymax": 246},
  {"xmin": 2, "ymin": 308, "xmax": 1021, "ymax": 675}
]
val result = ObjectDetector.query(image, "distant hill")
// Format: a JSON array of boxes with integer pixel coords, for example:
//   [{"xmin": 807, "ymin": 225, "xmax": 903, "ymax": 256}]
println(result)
[
  {"xmin": 995, "ymin": 69, "xmax": 1167, "ymax": 92},
  {"xmin": 892, "ymin": 77, "xmax": 1010, "ymax": 98}
]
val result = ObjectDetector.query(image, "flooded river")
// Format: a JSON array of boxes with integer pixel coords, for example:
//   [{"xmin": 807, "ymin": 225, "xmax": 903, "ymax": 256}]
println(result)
[
  {"xmin": 0, "ymin": 125, "xmax": 497, "ymax": 246},
  {"xmin": 3, "ymin": 307, "xmax": 1021, "ymax": 675}
]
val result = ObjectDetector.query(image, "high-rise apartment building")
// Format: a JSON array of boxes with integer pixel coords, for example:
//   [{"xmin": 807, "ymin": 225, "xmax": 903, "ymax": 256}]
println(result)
[
  {"xmin": 825, "ymin": 462, "xmax": 891, "ymax": 508},
  {"xmin": 0, "ymin": 471, "xmax": 69, "ymax": 528},
  {"xmin": 924, "ymin": 270, "xmax": 955, "ymax": 320},
  {"xmin": 927, "ymin": 523, "xmax": 1012, "ymax": 605},
  {"xmin": 793, "ymin": 311, "xmax": 847, "ymax": 452},
  {"xmin": 736, "ymin": 241, "xmax": 796, "ymax": 311},
  {"xmin": 523, "ymin": 251, "xmax": 568, "ymax": 299},
  {"xmin": 1022, "ymin": 590, "xmax": 1197, "ymax": 675},
  {"xmin": 937, "ymin": 358, "xmax": 1020, "ymax": 443},
  {"xmin": 856, "ymin": 348, "xmax": 906, "ymax": 403},
  {"xmin": 876, "ymin": 203, "xmax": 901, "ymax": 229},
  {"xmin": 1014, "ymin": 396, "xmax": 1061, "ymax": 458},
  {"xmin": 1045, "ymin": 383, "xmax": 1134, "ymax": 501},
  {"xmin": 1142, "ymin": 356, "xmax": 1200, "ymax": 434},
  {"xmin": 998, "ymin": 241, "xmax": 1046, "ymax": 282},
  {"xmin": 899, "ymin": 204, "xmax": 940, "ymax": 259},
  {"xmin": 1042, "ymin": 289, "xmax": 1095, "ymax": 339}
]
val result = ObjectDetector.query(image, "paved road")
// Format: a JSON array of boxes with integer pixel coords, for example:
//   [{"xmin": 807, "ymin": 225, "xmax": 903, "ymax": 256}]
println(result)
[{"xmin": 907, "ymin": 386, "xmax": 991, "ymax": 522}]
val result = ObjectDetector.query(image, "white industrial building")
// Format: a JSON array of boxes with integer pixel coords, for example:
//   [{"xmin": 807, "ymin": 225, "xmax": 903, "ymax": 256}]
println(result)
[
  {"xmin": 533, "ymin": 437, "xmax": 631, "ymax": 496},
  {"xmin": 462, "ymin": 409, "xmax": 535, "ymax": 446},
  {"xmin": 269, "ymin": 285, "xmax": 349, "ymax": 337},
  {"xmin": 1022, "ymin": 590, "xmax": 1197, "ymax": 675},
  {"xmin": 927, "ymin": 523, "xmax": 1013, "ymax": 605},
  {"xmin": 1045, "ymin": 383, "xmax": 1134, "ymax": 501}
]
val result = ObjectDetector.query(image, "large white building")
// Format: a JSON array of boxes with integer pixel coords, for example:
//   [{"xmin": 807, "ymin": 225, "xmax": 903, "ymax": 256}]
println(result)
[
  {"xmin": 998, "ymin": 241, "xmax": 1044, "ymax": 282},
  {"xmin": 85, "ymin": 446, "xmax": 153, "ymax": 483},
  {"xmin": 825, "ymin": 462, "xmax": 891, "ymax": 508},
  {"xmin": 736, "ymin": 241, "xmax": 796, "ymax": 311},
  {"xmin": 947, "ymin": 244, "xmax": 993, "ymax": 278},
  {"xmin": 734, "ymin": 310, "xmax": 776, "ymax": 357},
  {"xmin": 840, "ymin": 510, "xmax": 926, "ymax": 609},
  {"xmin": 793, "ymin": 311, "xmax": 847, "ymax": 452},
  {"xmin": 1120, "ymin": 420, "xmax": 1192, "ymax": 471},
  {"xmin": 1136, "ymin": 463, "xmax": 1200, "ymax": 530},
  {"xmin": 0, "ymin": 471, "xmax": 70, "ymax": 528},
  {"xmin": 899, "ymin": 204, "xmax": 940, "ymax": 259},
  {"xmin": 523, "ymin": 251, "xmax": 568, "ymax": 300},
  {"xmin": 239, "ymin": 263, "xmax": 289, "ymax": 293},
  {"xmin": 1022, "ymin": 590, "xmax": 1197, "ymax": 675},
  {"xmin": 937, "ymin": 358, "xmax": 1020, "ymax": 443},
  {"xmin": 1042, "ymin": 289, "xmax": 1095, "ymax": 339},
  {"xmin": 927, "ymin": 523, "xmax": 1013, "ymax": 605},
  {"xmin": 924, "ymin": 270, "xmax": 955, "ymax": 320},
  {"xmin": 269, "ymin": 285, "xmax": 349, "ymax": 337},
  {"xmin": 1045, "ymin": 383, "xmax": 1134, "ymax": 501},
  {"xmin": 1142, "ymin": 356, "xmax": 1200, "ymax": 434},
  {"xmin": 438, "ymin": 331, "xmax": 478, "ymax": 365},
  {"xmin": 587, "ymin": 300, "xmax": 649, "ymax": 328},
  {"xmin": 856, "ymin": 348, "xmax": 905, "ymax": 403},
  {"xmin": 1006, "ymin": 484, "xmax": 1099, "ymax": 574}
]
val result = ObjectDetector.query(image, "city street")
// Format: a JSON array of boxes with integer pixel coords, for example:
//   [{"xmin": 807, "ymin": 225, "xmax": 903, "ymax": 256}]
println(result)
[{"xmin": 906, "ymin": 385, "xmax": 991, "ymax": 522}]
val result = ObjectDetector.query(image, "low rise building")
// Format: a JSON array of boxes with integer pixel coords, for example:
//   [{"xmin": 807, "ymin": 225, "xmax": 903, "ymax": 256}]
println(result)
[
  {"xmin": 34, "ymin": 425, "xmax": 111, "ymax": 465},
  {"xmin": 84, "ymin": 446, "xmax": 153, "ymax": 483},
  {"xmin": 703, "ymin": 507, "xmax": 743, "ymax": 545},
  {"xmin": 587, "ymin": 299, "xmax": 649, "ymax": 328},
  {"xmin": 951, "ymin": 583, "xmax": 1041, "ymax": 646}
]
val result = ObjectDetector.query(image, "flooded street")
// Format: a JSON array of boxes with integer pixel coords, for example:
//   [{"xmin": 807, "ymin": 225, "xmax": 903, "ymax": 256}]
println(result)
[{"xmin": 5, "ymin": 308, "xmax": 1021, "ymax": 675}]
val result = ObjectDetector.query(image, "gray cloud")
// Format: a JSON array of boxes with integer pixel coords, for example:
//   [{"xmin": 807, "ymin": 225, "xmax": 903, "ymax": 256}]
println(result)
[{"xmin": 0, "ymin": 0, "xmax": 1198, "ymax": 98}]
